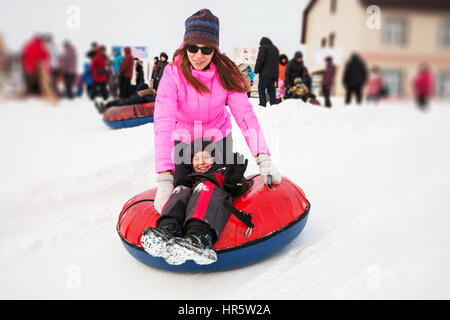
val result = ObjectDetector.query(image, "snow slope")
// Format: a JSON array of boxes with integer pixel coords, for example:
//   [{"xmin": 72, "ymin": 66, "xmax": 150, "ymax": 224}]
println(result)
[{"xmin": 1, "ymin": 97, "xmax": 450, "ymax": 299}]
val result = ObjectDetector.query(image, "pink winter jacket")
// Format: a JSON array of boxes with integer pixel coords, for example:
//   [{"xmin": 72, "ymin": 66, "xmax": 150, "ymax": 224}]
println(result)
[{"xmin": 154, "ymin": 62, "xmax": 270, "ymax": 173}]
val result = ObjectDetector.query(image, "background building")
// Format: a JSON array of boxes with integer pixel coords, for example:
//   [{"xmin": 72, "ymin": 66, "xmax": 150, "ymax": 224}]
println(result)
[{"xmin": 301, "ymin": 0, "xmax": 450, "ymax": 98}]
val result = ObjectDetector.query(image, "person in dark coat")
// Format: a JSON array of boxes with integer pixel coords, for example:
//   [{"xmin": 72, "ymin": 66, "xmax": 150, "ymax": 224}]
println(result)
[
  {"xmin": 254, "ymin": 37, "xmax": 279, "ymax": 107},
  {"xmin": 151, "ymin": 56, "xmax": 159, "ymax": 87},
  {"xmin": 86, "ymin": 42, "xmax": 98, "ymax": 60},
  {"xmin": 94, "ymin": 82, "xmax": 156, "ymax": 113},
  {"xmin": 135, "ymin": 59, "xmax": 145, "ymax": 85},
  {"xmin": 141, "ymin": 139, "xmax": 250, "ymax": 266},
  {"xmin": 119, "ymin": 47, "xmax": 134, "ymax": 98},
  {"xmin": 285, "ymin": 51, "xmax": 311, "ymax": 93},
  {"xmin": 153, "ymin": 52, "xmax": 169, "ymax": 91},
  {"xmin": 322, "ymin": 56, "xmax": 335, "ymax": 108},
  {"xmin": 343, "ymin": 53, "xmax": 368, "ymax": 105}
]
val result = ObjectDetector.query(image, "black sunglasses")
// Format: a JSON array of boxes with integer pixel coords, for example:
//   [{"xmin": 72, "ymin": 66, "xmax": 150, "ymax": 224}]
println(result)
[{"xmin": 185, "ymin": 44, "xmax": 215, "ymax": 55}]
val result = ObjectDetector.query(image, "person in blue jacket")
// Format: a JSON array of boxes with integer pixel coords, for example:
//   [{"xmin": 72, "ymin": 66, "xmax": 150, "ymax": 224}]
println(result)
[
  {"xmin": 82, "ymin": 61, "xmax": 93, "ymax": 99},
  {"xmin": 240, "ymin": 64, "xmax": 255, "ymax": 98},
  {"xmin": 112, "ymin": 48, "xmax": 123, "ymax": 75}
]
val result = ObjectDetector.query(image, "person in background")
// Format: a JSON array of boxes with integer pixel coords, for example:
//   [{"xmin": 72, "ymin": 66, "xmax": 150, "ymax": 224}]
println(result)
[
  {"xmin": 82, "ymin": 60, "xmax": 93, "ymax": 99},
  {"xmin": 285, "ymin": 52, "xmax": 312, "ymax": 95},
  {"xmin": 276, "ymin": 54, "xmax": 288, "ymax": 103},
  {"xmin": 106, "ymin": 58, "xmax": 119, "ymax": 99},
  {"xmin": 95, "ymin": 82, "xmax": 156, "ymax": 113},
  {"xmin": 151, "ymin": 56, "xmax": 159, "ymax": 88},
  {"xmin": 130, "ymin": 57, "xmax": 138, "ymax": 95},
  {"xmin": 366, "ymin": 66, "xmax": 384, "ymax": 104},
  {"xmin": 413, "ymin": 64, "xmax": 434, "ymax": 110},
  {"xmin": 112, "ymin": 48, "xmax": 123, "ymax": 76},
  {"xmin": 21, "ymin": 34, "xmax": 50, "ymax": 95},
  {"xmin": 86, "ymin": 42, "xmax": 98, "ymax": 60},
  {"xmin": 343, "ymin": 53, "xmax": 367, "ymax": 105},
  {"xmin": 254, "ymin": 37, "xmax": 279, "ymax": 107},
  {"xmin": 0, "ymin": 35, "xmax": 9, "ymax": 95},
  {"xmin": 153, "ymin": 52, "xmax": 169, "ymax": 91},
  {"xmin": 136, "ymin": 59, "xmax": 145, "ymax": 86},
  {"xmin": 322, "ymin": 56, "xmax": 335, "ymax": 108},
  {"xmin": 240, "ymin": 64, "xmax": 255, "ymax": 98},
  {"xmin": 119, "ymin": 47, "xmax": 134, "ymax": 98},
  {"xmin": 89, "ymin": 45, "xmax": 108, "ymax": 101},
  {"xmin": 43, "ymin": 34, "xmax": 59, "ymax": 95},
  {"xmin": 58, "ymin": 40, "xmax": 77, "ymax": 99}
]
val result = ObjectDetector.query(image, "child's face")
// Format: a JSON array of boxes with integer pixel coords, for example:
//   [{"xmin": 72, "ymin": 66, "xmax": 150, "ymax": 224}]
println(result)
[{"xmin": 192, "ymin": 151, "xmax": 214, "ymax": 173}]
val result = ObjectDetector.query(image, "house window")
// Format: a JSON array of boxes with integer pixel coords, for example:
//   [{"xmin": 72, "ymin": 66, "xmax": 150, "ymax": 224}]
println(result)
[
  {"xmin": 381, "ymin": 69, "xmax": 403, "ymax": 96},
  {"xmin": 437, "ymin": 71, "xmax": 450, "ymax": 98},
  {"xmin": 330, "ymin": 0, "xmax": 337, "ymax": 14},
  {"xmin": 440, "ymin": 21, "xmax": 450, "ymax": 47},
  {"xmin": 383, "ymin": 17, "xmax": 407, "ymax": 46},
  {"xmin": 329, "ymin": 33, "xmax": 336, "ymax": 48},
  {"xmin": 321, "ymin": 37, "xmax": 327, "ymax": 48}
]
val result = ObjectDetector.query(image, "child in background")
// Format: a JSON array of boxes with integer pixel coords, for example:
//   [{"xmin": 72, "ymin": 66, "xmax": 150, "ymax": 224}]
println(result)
[
  {"xmin": 276, "ymin": 54, "xmax": 288, "ymax": 103},
  {"xmin": 366, "ymin": 66, "xmax": 384, "ymax": 104},
  {"xmin": 240, "ymin": 64, "xmax": 255, "ymax": 98}
]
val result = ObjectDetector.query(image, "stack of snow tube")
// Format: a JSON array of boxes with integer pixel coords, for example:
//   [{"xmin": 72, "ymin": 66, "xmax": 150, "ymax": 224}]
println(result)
[
  {"xmin": 103, "ymin": 103, "xmax": 154, "ymax": 129},
  {"xmin": 117, "ymin": 175, "xmax": 310, "ymax": 272}
]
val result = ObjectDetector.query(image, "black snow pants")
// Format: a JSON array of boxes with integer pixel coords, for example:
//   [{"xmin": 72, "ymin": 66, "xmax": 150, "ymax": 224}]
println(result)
[{"xmin": 158, "ymin": 179, "xmax": 231, "ymax": 243}]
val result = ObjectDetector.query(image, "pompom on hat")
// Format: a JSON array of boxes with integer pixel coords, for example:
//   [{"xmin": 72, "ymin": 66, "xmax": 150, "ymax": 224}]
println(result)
[{"xmin": 183, "ymin": 9, "xmax": 220, "ymax": 49}]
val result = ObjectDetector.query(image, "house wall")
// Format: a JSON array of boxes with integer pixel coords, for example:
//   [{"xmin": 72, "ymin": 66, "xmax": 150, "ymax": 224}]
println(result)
[{"xmin": 303, "ymin": 0, "xmax": 450, "ymax": 98}]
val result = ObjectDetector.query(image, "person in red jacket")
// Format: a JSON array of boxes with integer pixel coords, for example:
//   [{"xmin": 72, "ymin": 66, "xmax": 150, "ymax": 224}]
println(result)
[
  {"xmin": 119, "ymin": 47, "xmax": 134, "ymax": 98},
  {"xmin": 21, "ymin": 35, "xmax": 50, "ymax": 95},
  {"xmin": 413, "ymin": 64, "xmax": 434, "ymax": 110},
  {"xmin": 89, "ymin": 46, "xmax": 108, "ymax": 101}
]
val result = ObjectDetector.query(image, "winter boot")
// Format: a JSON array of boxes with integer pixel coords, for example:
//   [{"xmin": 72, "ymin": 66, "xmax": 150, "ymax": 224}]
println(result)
[
  {"xmin": 140, "ymin": 223, "xmax": 183, "ymax": 259},
  {"xmin": 94, "ymin": 98, "xmax": 105, "ymax": 114},
  {"xmin": 165, "ymin": 232, "xmax": 217, "ymax": 265}
]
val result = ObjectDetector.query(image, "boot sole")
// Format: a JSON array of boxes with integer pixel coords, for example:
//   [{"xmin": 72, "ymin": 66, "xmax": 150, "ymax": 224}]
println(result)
[
  {"xmin": 165, "ymin": 238, "xmax": 217, "ymax": 266},
  {"xmin": 140, "ymin": 228, "xmax": 170, "ymax": 259}
]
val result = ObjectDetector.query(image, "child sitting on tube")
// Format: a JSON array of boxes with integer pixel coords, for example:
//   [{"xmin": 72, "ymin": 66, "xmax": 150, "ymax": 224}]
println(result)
[{"xmin": 141, "ymin": 139, "xmax": 249, "ymax": 265}]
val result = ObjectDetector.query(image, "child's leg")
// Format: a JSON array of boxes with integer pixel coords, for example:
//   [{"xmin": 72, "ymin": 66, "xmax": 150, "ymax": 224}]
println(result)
[
  {"xmin": 158, "ymin": 185, "xmax": 192, "ymax": 228},
  {"xmin": 141, "ymin": 185, "xmax": 192, "ymax": 258},
  {"xmin": 184, "ymin": 181, "xmax": 231, "ymax": 242}
]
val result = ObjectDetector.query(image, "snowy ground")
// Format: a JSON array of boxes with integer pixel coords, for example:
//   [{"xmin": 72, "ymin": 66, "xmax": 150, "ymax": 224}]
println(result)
[{"xmin": 1, "ymin": 96, "xmax": 450, "ymax": 299}]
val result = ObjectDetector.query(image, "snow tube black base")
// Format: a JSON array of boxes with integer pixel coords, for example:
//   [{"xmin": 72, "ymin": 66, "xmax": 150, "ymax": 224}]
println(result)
[{"xmin": 121, "ymin": 210, "xmax": 309, "ymax": 273}]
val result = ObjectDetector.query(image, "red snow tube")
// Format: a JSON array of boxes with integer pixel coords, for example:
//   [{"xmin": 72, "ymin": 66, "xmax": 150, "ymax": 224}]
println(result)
[
  {"xmin": 103, "ymin": 103, "xmax": 154, "ymax": 129},
  {"xmin": 117, "ymin": 175, "xmax": 310, "ymax": 272}
]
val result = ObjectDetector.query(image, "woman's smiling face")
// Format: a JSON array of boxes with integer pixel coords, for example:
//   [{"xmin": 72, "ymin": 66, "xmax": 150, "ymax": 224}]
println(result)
[{"xmin": 186, "ymin": 44, "xmax": 214, "ymax": 70}]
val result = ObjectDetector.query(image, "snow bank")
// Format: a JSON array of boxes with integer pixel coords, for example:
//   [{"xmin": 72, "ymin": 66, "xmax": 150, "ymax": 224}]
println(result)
[{"xmin": 1, "ymin": 97, "xmax": 450, "ymax": 299}]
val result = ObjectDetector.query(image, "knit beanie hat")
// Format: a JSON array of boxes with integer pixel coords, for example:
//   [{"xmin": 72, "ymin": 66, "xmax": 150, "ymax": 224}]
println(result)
[
  {"xmin": 184, "ymin": 9, "xmax": 220, "ymax": 49},
  {"xmin": 160, "ymin": 52, "xmax": 168, "ymax": 60}
]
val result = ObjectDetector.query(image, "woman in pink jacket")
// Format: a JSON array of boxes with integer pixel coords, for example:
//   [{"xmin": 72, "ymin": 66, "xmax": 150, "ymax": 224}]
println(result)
[{"xmin": 153, "ymin": 9, "xmax": 281, "ymax": 213}]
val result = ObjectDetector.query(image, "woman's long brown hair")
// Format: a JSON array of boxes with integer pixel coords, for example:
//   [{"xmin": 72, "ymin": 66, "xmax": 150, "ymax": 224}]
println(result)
[{"xmin": 172, "ymin": 47, "xmax": 251, "ymax": 94}]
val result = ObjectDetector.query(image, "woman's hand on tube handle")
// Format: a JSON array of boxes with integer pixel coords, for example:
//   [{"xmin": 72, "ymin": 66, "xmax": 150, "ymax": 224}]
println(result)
[{"xmin": 255, "ymin": 154, "xmax": 282, "ymax": 185}]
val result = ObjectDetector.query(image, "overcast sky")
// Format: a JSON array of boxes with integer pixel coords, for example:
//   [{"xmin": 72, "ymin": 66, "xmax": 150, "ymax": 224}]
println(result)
[{"xmin": 0, "ymin": 0, "xmax": 309, "ymax": 65}]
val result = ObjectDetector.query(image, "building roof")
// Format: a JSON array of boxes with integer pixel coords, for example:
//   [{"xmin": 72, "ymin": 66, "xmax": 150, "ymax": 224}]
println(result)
[
  {"xmin": 301, "ymin": 0, "xmax": 450, "ymax": 44},
  {"xmin": 360, "ymin": 0, "xmax": 450, "ymax": 10}
]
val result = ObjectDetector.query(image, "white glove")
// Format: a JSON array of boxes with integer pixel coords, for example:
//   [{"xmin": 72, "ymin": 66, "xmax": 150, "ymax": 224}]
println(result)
[
  {"xmin": 154, "ymin": 174, "xmax": 174, "ymax": 213},
  {"xmin": 255, "ymin": 154, "xmax": 282, "ymax": 185}
]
